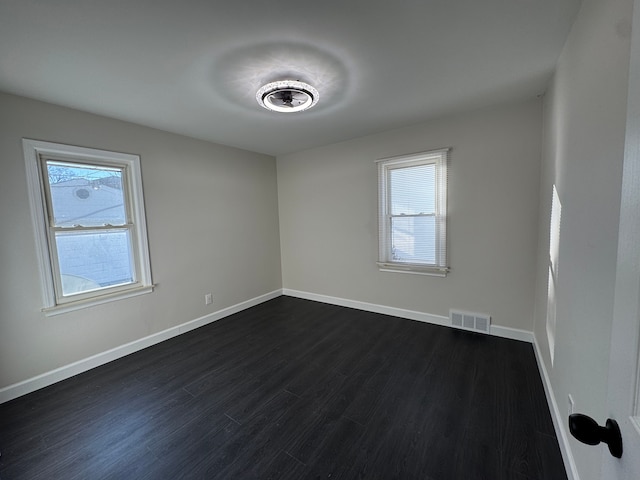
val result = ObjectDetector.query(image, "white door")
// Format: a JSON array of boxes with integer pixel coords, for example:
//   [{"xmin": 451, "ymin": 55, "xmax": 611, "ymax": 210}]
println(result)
[{"xmin": 600, "ymin": 1, "xmax": 640, "ymax": 477}]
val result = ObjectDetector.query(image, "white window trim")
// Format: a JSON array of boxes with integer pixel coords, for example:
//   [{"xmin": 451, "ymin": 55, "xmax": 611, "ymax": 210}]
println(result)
[
  {"xmin": 23, "ymin": 139, "xmax": 154, "ymax": 315},
  {"xmin": 376, "ymin": 148, "xmax": 449, "ymax": 276}
]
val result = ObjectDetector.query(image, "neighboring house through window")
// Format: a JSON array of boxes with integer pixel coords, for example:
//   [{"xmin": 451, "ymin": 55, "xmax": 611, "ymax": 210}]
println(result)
[
  {"xmin": 23, "ymin": 139, "xmax": 153, "ymax": 315},
  {"xmin": 377, "ymin": 148, "xmax": 449, "ymax": 276}
]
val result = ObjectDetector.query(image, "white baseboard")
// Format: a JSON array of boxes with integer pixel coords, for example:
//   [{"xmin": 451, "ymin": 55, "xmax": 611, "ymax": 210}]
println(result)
[
  {"xmin": 283, "ymin": 288, "xmax": 451, "ymax": 326},
  {"xmin": 0, "ymin": 289, "xmax": 282, "ymax": 404},
  {"xmin": 284, "ymin": 289, "xmax": 573, "ymax": 478},
  {"xmin": 0, "ymin": 286, "xmax": 576, "ymax": 480},
  {"xmin": 282, "ymin": 288, "xmax": 534, "ymax": 343},
  {"xmin": 532, "ymin": 335, "xmax": 580, "ymax": 480},
  {"xmin": 489, "ymin": 324, "xmax": 535, "ymax": 343}
]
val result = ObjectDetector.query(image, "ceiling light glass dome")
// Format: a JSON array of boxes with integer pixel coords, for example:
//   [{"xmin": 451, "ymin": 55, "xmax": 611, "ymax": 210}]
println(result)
[{"xmin": 256, "ymin": 80, "xmax": 319, "ymax": 113}]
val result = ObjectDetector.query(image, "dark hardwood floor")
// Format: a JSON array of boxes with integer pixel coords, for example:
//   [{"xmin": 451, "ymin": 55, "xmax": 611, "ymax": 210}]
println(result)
[{"xmin": 0, "ymin": 296, "xmax": 567, "ymax": 479}]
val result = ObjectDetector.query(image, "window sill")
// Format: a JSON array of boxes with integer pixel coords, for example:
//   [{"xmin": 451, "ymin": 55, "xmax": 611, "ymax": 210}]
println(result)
[
  {"xmin": 377, "ymin": 262, "xmax": 449, "ymax": 277},
  {"xmin": 42, "ymin": 285, "xmax": 154, "ymax": 316}
]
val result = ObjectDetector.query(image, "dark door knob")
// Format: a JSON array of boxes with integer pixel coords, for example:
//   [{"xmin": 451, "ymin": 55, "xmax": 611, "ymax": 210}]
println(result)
[{"xmin": 568, "ymin": 413, "xmax": 623, "ymax": 458}]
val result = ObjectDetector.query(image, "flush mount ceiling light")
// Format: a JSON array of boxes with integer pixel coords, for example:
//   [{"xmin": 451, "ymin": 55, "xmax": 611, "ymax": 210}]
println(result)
[{"xmin": 256, "ymin": 80, "xmax": 319, "ymax": 113}]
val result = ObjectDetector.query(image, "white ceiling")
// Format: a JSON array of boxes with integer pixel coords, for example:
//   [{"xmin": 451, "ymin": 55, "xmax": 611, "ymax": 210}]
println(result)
[{"xmin": 0, "ymin": 0, "xmax": 581, "ymax": 156}]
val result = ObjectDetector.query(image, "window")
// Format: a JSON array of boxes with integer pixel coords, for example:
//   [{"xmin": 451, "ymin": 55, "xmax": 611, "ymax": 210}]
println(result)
[
  {"xmin": 377, "ymin": 148, "xmax": 449, "ymax": 276},
  {"xmin": 23, "ymin": 139, "xmax": 153, "ymax": 314}
]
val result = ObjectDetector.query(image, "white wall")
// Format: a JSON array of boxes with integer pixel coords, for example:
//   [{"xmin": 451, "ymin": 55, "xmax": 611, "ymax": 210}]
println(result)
[
  {"xmin": 277, "ymin": 99, "xmax": 542, "ymax": 331},
  {"xmin": 533, "ymin": 0, "xmax": 633, "ymax": 479},
  {"xmin": 0, "ymin": 93, "xmax": 282, "ymax": 389},
  {"xmin": 2, "ymin": 13, "xmax": 632, "ymax": 480}
]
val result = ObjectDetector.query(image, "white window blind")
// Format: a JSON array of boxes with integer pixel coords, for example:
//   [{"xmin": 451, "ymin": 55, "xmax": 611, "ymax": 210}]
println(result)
[{"xmin": 377, "ymin": 148, "xmax": 449, "ymax": 276}]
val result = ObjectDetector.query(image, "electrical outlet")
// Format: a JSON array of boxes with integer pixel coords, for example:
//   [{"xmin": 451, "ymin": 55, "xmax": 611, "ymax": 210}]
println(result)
[
  {"xmin": 568, "ymin": 394, "xmax": 575, "ymax": 416},
  {"xmin": 205, "ymin": 293, "xmax": 213, "ymax": 305}
]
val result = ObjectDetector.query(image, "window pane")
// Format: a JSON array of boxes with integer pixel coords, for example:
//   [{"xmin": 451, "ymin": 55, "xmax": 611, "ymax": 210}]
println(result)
[
  {"xmin": 391, "ymin": 216, "xmax": 436, "ymax": 264},
  {"xmin": 55, "ymin": 229, "xmax": 134, "ymax": 295},
  {"xmin": 46, "ymin": 161, "xmax": 127, "ymax": 227},
  {"xmin": 390, "ymin": 164, "xmax": 435, "ymax": 215}
]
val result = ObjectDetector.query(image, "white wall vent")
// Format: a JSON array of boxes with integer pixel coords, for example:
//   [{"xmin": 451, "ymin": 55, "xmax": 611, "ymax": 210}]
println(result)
[{"xmin": 450, "ymin": 309, "xmax": 491, "ymax": 334}]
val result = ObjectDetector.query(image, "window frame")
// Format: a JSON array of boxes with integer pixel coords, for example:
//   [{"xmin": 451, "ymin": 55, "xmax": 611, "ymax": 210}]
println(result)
[
  {"xmin": 23, "ymin": 139, "xmax": 154, "ymax": 315},
  {"xmin": 376, "ymin": 148, "xmax": 449, "ymax": 276}
]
